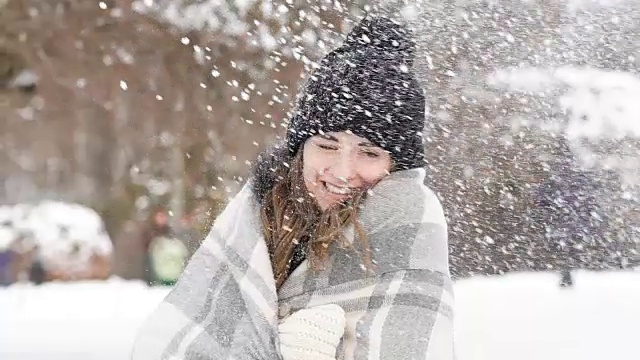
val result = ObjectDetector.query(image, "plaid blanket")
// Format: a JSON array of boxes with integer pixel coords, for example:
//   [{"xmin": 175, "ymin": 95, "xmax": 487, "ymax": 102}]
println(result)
[{"xmin": 131, "ymin": 168, "xmax": 454, "ymax": 360}]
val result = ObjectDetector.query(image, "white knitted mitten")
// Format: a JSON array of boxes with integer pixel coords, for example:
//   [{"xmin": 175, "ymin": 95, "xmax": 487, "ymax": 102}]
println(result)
[{"xmin": 278, "ymin": 304, "xmax": 346, "ymax": 360}]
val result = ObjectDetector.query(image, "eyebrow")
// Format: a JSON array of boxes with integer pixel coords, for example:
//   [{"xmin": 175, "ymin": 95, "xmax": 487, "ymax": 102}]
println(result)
[
  {"xmin": 317, "ymin": 133, "xmax": 376, "ymax": 147},
  {"xmin": 318, "ymin": 134, "xmax": 339, "ymax": 142}
]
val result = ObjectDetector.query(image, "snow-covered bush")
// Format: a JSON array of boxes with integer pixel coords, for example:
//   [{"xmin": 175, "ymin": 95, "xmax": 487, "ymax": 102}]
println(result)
[{"xmin": 0, "ymin": 201, "xmax": 113, "ymax": 282}]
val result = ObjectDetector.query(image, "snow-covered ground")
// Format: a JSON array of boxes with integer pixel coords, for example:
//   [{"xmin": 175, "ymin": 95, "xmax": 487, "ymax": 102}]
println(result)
[
  {"xmin": 455, "ymin": 271, "xmax": 640, "ymax": 360},
  {"xmin": 0, "ymin": 279, "xmax": 168, "ymax": 360},
  {"xmin": 1, "ymin": 270, "xmax": 639, "ymax": 360}
]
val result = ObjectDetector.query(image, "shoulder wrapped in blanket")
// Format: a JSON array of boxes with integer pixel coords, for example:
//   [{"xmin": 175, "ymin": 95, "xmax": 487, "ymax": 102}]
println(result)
[{"xmin": 131, "ymin": 168, "xmax": 454, "ymax": 360}]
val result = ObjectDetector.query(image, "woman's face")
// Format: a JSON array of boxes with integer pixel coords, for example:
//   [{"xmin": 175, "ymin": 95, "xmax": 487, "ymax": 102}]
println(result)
[{"xmin": 302, "ymin": 131, "xmax": 392, "ymax": 210}]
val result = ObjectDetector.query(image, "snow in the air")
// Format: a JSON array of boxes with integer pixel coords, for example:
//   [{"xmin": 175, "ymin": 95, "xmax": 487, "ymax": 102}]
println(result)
[
  {"xmin": 3, "ymin": 0, "xmax": 640, "ymax": 359},
  {"xmin": 490, "ymin": 67, "xmax": 640, "ymax": 140}
]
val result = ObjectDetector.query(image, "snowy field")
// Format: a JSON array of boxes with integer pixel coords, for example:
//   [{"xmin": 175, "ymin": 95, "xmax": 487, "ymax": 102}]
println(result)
[{"xmin": 2, "ymin": 270, "xmax": 639, "ymax": 360}]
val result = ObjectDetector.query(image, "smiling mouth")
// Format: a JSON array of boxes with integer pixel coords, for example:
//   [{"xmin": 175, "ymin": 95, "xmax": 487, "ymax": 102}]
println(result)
[{"xmin": 322, "ymin": 181, "xmax": 353, "ymax": 196}]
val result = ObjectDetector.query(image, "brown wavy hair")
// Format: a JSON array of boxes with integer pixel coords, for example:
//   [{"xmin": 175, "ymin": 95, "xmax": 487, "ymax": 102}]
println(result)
[{"xmin": 260, "ymin": 151, "xmax": 371, "ymax": 289}]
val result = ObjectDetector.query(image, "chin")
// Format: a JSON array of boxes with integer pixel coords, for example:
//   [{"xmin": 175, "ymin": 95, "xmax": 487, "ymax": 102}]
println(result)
[
  {"xmin": 316, "ymin": 201, "xmax": 333, "ymax": 211},
  {"xmin": 318, "ymin": 198, "xmax": 352, "ymax": 212}
]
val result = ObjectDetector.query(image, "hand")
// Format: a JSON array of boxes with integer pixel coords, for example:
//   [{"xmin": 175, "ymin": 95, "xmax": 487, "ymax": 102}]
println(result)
[{"xmin": 279, "ymin": 304, "xmax": 346, "ymax": 360}]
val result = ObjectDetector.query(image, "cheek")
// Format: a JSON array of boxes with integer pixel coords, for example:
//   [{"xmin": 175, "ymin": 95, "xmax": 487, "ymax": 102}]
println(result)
[
  {"xmin": 302, "ymin": 162, "xmax": 317, "ymax": 190},
  {"xmin": 358, "ymin": 159, "xmax": 392, "ymax": 185},
  {"xmin": 302, "ymin": 146, "xmax": 323, "ymax": 189}
]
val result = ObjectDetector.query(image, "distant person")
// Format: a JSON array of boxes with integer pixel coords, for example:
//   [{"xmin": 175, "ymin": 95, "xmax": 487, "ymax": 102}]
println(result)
[
  {"xmin": 535, "ymin": 141, "xmax": 602, "ymax": 288},
  {"xmin": 0, "ymin": 224, "xmax": 18, "ymax": 286},
  {"xmin": 143, "ymin": 209, "xmax": 189, "ymax": 286}
]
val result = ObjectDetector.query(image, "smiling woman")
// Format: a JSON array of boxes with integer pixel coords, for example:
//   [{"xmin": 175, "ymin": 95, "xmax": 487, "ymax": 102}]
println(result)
[{"xmin": 133, "ymin": 15, "xmax": 453, "ymax": 360}]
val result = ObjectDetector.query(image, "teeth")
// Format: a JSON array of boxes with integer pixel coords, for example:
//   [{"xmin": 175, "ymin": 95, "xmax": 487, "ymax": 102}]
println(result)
[{"xmin": 325, "ymin": 182, "xmax": 351, "ymax": 195}]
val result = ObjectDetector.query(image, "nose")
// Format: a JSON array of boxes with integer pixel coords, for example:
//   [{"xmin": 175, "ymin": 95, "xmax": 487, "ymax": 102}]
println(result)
[{"xmin": 330, "ymin": 152, "xmax": 357, "ymax": 184}]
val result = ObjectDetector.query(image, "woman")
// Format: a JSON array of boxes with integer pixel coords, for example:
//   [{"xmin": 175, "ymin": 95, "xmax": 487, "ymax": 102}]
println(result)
[{"xmin": 132, "ymin": 15, "xmax": 453, "ymax": 360}]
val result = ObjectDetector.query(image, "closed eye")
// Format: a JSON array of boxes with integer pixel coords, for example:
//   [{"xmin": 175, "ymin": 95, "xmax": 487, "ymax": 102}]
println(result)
[
  {"xmin": 317, "ymin": 143, "xmax": 338, "ymax": 151},
  {"xmin": 361, "ymin": 150, "xmax": 381, "ymax": 158}
]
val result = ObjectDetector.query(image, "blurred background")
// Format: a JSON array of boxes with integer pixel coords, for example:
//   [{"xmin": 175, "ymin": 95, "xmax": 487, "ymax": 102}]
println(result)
[{"xmin": 1, "ymin": 0, "xmax": 640, "ymax": 359}]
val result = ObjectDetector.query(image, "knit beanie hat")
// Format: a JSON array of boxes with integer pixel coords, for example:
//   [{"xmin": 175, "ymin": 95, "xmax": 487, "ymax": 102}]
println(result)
[
  {"xmin": 250, "ymin": 15, "xmax": 427, "ymax": 204},
  {"xmin": 286, "ymin": 15, "xmax": 426, "ymax": 170}
]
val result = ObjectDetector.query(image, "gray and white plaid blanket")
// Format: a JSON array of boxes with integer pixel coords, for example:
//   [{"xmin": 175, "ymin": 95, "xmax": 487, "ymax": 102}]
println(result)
[{"xmin": 131, "ymin": 168, "xmax": 454, "ymax": 360}]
